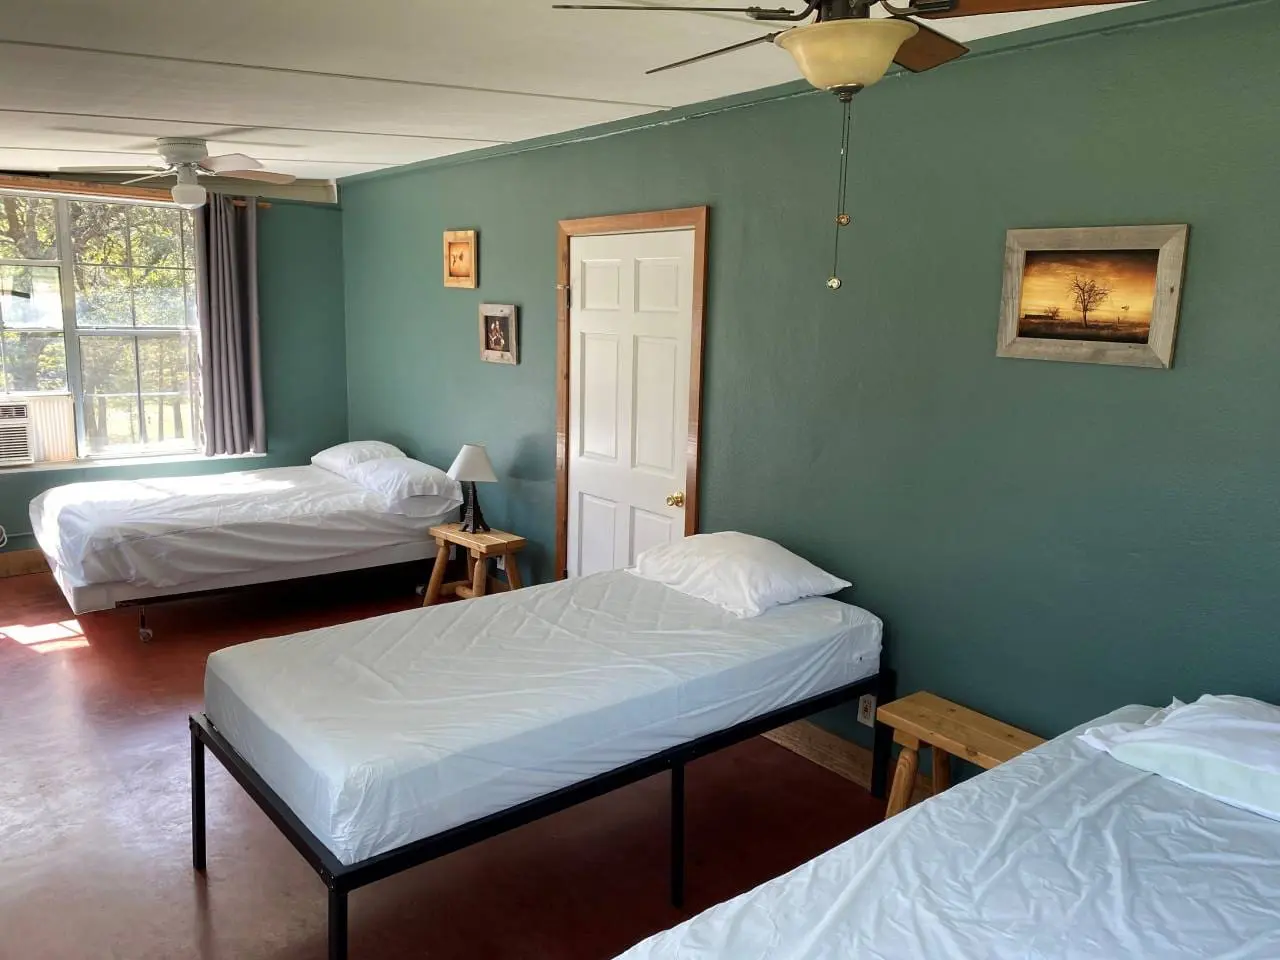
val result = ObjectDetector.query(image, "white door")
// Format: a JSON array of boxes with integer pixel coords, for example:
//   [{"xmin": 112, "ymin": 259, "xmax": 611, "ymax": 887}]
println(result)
[{"xmin": 567, "ymin": 228, "xmax": 695, "ymax": 577}]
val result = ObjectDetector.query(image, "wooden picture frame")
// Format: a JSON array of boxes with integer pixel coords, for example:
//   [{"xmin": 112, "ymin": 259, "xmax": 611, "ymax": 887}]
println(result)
[
  {"xmin": 443, "ymin": 229, "xmax": 477, "ymax": 288},
  {"xmin": 479, "ymin": 303, "xmax": 518, "ymax": 364},
  {"xmin": 997, "ymin": 224, "xmax": 1189, "ymax": 369}
]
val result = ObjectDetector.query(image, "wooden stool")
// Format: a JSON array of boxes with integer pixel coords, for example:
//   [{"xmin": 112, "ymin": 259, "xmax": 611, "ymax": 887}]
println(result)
[
  {"xmin": 422, "ymin": 523, "xmax": 528, "ymax": 606},
  {"xmin": 876, "ymin": 691, "xmax": 1044, "ymax": 819}
]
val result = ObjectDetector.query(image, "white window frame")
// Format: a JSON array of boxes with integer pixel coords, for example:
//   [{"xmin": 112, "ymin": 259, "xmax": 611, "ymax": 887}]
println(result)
[{"xmin": 0, "ymin": 186, "xmax": 202, "ymax": 459}]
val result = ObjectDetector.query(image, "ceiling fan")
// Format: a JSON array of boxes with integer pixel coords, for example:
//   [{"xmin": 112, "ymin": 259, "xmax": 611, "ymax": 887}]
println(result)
[
  {"xmin": 554, "ymin": 0, "xmax": 1134, "ymax": 92},
  {"xmin": 557, "ymin": 0, "xmax": 1131, "ymax": 290},
  {"xmin": 59, "ymin": 138, "xmax": 297, "ymax": 209}
]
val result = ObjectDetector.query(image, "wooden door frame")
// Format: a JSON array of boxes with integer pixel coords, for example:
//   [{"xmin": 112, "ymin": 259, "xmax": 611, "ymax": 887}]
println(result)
[{"xmin": 555, "ymin": 205, "xmax": 709, "ymax": 580}]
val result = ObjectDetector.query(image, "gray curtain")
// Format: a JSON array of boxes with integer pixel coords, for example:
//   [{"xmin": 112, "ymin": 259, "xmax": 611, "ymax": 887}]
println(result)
[{"xmin": 196, "ymin": 195, "xmax": 265, "ymax": 455}]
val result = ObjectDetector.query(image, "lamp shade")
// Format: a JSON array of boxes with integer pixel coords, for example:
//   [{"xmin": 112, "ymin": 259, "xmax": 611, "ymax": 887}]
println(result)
[
  {"xmin": 776, "ymin": 19, "xmax": 918, "ymax": 93},
  {"xmin": 447, "ymin": 443, "xmax": 497, "ymax": 483}
]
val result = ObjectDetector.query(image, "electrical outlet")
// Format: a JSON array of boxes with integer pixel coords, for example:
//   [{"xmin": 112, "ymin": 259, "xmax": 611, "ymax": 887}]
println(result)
[
  {"xmin": 857, "ymin": 694, "xmax": 877, "ymax": 728},
  {"xmin": 449, "ymin": 545, "xmax": 458, "ymax": 561},
  {"xmin": 495, "ymin": 555, "xmax": 506, "ymax": 572}
]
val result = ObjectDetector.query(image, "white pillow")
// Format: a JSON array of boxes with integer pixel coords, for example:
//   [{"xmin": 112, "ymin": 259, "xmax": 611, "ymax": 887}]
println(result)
[
  {"xmin": 630, "ymin": 531, "xmax": 850, "ymax": 618},
  {"xmin": 312, "ymin": 440, "xmax": 405, "ymax": 478},
  {"xmin": 1080, "ymin": 695, "xmax": 1280, "ymax": 821},
  {"xmin": 346, "ymin": 457, "xmax": 462, "ymax": 515}
]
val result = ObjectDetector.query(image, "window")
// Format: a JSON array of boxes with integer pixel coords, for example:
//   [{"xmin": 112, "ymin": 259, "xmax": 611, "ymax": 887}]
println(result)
[{"xmin": 0, "ymin": 191, "xmax": 201, "ymax": 458}]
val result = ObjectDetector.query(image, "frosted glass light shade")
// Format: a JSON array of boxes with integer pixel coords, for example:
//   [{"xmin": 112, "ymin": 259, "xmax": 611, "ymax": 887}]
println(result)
[
  {"xmin": 170, "ymin": 181, "xmax": 207, "ymax": 209},
  {"xmin": 776, "ymin": 19, "xmax": 918, "ymax": 93},
  {"xmin": 448, "ymin": 443, "xmax": 497, "ymax": 483}
]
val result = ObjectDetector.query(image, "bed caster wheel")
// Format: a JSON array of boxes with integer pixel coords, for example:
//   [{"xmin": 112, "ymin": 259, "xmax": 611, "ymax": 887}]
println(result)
[
  {"xmin": 139, "ymin": 627, "xmax": 153, "ymax": 643},
  {"xmin": 414, "ymin": 584, "xmax": 426, "ymax": 596}
]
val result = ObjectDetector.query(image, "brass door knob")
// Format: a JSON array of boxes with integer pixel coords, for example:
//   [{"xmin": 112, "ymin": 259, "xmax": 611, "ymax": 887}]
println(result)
[{"xmin": 666, "ymin": 491, "xmax": 686, "ymax": 508}]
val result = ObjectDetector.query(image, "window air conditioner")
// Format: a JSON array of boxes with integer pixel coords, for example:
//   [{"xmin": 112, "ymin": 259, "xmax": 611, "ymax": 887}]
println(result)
[{"xmin": 0, "ymin": 400, "xmax": 35, "ymax": 467}]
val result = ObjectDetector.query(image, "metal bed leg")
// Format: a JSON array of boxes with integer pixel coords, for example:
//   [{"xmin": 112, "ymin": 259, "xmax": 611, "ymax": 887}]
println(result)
[
  {"xmin": 191, "ymin": 724, "xmax": 206, "ymax": 872},
  {"xmin": 670, "ymin": 761, "xmax": 685, "ymax": 910},
  {"xmin": 870, "ymin": 668, "xmax": 897, "ymax": 800},
  {"xmin": 328, "ymin": 886, "xmax": 348, "ymax": 960},
  {"xmin": 138, "ymin": 607, "xmax": 153, "ymax": 643}
]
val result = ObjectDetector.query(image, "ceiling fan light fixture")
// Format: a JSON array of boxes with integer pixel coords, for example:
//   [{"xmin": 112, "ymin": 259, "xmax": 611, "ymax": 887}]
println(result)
[
  {"xmin": 776, "ymin": 18, "xmax": 918, "ymax": 94},
  {"xmin": 170, "ymin": 172, "xmax": 208, "ymax": 210}
]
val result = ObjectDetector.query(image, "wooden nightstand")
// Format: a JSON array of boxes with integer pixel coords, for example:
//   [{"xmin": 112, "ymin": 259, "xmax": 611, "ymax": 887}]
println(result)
[
  {"xmin": 422, "ymin": 524, "xmax": 528, "ymax": 607},
  {"xmin": 876, "ymin": 691, "xmax": 1044, "ymax": 819}
]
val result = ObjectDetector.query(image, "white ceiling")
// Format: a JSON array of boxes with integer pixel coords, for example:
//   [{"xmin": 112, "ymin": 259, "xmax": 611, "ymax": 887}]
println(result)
[{"xmin": 0, "ymin": 0, "xmax": 1143, "ymax": 183}]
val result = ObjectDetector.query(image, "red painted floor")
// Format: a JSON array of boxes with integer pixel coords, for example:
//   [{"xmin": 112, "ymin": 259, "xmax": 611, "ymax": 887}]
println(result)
[{"xmin": 0, "ymin": 569, "xmax": 882, "ymax": 960}]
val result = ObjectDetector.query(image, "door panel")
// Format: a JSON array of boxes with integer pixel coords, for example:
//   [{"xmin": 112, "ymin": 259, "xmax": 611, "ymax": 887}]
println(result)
[
  {"xmin": 579, "ymin": 333, "xmax": 620, "ymax": 462},
  {"xmin": 630, "ymin": 506, "xmax": 676, "ymax": 566},
  {"xmin": 578, "ymin": 493, "xmax": 618, "ymax": 577},
  {"xmin": 631, "ymin": 336, "xmax": 679, "ymax": 475},
  {"xmin": 567, "ymin": 228, "xmax": 695, "ymax": 577}
]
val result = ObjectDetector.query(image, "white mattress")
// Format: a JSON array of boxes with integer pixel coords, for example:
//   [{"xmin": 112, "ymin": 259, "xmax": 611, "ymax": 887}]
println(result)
[
  {"xmin": 29, "ymin": 465, "xmax": 452, "ymax": 600},
  {"xmin": 204, "ymin": 570, "xmax": 882, "ymax": 866},
  {"xmin": 616, "ymin": 704, "xmax": 1280, "ymax": 960}
]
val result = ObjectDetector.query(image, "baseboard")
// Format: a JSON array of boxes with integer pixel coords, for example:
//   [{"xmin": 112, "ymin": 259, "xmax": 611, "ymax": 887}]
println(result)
[
  {"xmin": 0, "ymin": 548, "xmax": 49, "ymax": 578},
  {"xmin": 763, "ymin": 720, "xmax": 932, "ymax": 804}
]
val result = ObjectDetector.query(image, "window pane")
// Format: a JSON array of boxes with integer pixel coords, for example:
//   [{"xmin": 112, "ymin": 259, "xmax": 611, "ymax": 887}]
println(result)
[
  {"xmin": 75, "ymin": 265, "xmax": 133, "ymax": 327},
  {"xmin": 0, "ymin": 265, "xmax": 63, "ymax": 329},
  {"xmin": 133, "ymin": 267, "xmax": 188, "ymax": 327},
  {"xmin": 129, "ymin": 205, "xmax": 184, "ymax": 269},
  {"xmin": 138, "ymin": 336, "xmax": 196, "ymax": 450},
  {"xmin": 70, "ymin": 200, "xmax": 128, "ymax": 265},
  {"xmin": 1, "ymin": 331, "xmax": 66, "ymax": 392},
  {"xmin": 185, "ymin": 270, "xmax": 199, "ymax": 327},
  {"xmin": 181, "ymin": 213, "xmax": 196, "ymax": 270},
  {"xmin": 0, "ymin": 195, "xmax": 57, "ymax": 260},
  {"xmin": 80, "ymin": 335, "xmax": 139, "ymax": 453}
]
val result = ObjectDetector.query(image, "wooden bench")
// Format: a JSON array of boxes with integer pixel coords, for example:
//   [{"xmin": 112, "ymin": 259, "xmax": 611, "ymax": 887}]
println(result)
[{"xmin": 876, "ymin": 691, "xmax": 1044, "ymax": 819}]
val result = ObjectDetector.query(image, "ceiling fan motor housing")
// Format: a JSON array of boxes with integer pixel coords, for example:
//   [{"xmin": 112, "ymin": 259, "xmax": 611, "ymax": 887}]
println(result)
[{"xmin": 155, "ymin": 137, "xmax": 210, "ymax": 166}]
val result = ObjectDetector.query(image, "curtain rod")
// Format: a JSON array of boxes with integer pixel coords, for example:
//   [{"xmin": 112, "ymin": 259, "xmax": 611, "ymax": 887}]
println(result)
[{"xmin": 230, "ymin": 199, "xmax": 272, "ymax": 209}]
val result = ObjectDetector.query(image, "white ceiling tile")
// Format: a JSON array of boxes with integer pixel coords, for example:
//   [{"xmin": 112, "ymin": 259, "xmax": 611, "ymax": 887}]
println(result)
[{"xmin": 0, "ymin": 0, "xmax": 1147, "ymax": 179}]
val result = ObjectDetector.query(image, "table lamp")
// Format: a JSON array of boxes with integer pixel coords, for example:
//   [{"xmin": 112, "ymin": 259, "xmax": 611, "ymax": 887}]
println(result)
[{"xmin": 448, "ymin": 443, "xmax": 497, "ymax": 533}]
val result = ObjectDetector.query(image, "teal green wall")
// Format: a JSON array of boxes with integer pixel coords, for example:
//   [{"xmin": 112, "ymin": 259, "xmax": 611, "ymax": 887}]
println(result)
[
  {"xmin": 342, "ymin": 0, "xmax": 1280, "ymax": 738},
  {"xmin": 0, "ymin": 201, "xmax": 348, "ymax": 552}
]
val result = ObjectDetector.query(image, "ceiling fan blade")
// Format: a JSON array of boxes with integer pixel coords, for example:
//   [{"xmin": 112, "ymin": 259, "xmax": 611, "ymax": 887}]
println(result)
[
  {"xmin": 214, "ymin": 169, "xmax": 297, "ymax": 184},
  {"xmin": 646, "ymin": 31, "xmax": 783, "ymax": 75},
  {"xmin": 201, "ymin": 153, "xmax": 262, "ymax": 173},
  {"xmin": 57, "ymin": 165, "xmax": 164, "ymax": 174},
  {"xmin": 121, "ymin": 171, "xmax": 175, "ymax": 185},
  {"xmin": 554, "ymin": 4, "xmax": 796, "ymax": 12},
  {"xmin": 916, "ymin": 0, "xmax": 1133, "ymax": 18},
  {"xmin": 893, "ymin": 20, "xmax": 969, "ymax": 72}
]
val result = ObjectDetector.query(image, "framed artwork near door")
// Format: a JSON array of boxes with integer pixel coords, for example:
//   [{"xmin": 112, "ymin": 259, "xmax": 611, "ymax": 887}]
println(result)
[
  {"xmin": 443, "ymin": 229, "xmax": 478, "ymax": 288},
  {"xmin": 479, "ymin": 303, "xmax": 518, "ymax": 364},
  {"xmin": 997, "ymin": 224, "xmax": 1189, "ymax": 369},
  {"xmin": 554, "ymin": 206, "xmax": 709, "ymax": 581}
]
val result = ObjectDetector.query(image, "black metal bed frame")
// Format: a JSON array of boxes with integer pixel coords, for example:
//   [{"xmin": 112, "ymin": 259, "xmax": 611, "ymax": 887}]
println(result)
[{"xmin": 190, "ymin": 667, "xmax": 895, "ymax": 960}]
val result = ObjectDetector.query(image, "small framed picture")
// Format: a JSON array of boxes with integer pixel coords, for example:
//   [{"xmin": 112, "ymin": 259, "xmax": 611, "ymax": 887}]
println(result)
[
  {"xmin": 479, "ymin": 303, "xmax": 518, "ymax": 364},
  {"xmin": 997, "ymin": 224, "xmax": 1189, "ymax": 368},
  {"xmin": 443, "ymin": 229, "xmax": 477, "ymax": 288}
]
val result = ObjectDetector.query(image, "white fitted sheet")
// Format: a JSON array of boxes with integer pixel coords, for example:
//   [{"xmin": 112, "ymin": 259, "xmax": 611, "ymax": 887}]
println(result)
[
  {"xmin": 29, "ymin": 465, "xmax": 451, "ymax": 596},
  {"xmin": 204, "ymin": 570, "xmax": 882, "ymax": 866},
  {"xmin": 615, "ymin": 704, "xmax": 1280, "ymax": 960}
]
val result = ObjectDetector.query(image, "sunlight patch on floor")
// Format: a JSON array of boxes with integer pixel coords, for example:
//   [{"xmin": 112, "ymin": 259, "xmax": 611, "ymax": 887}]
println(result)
[{"xmin": 0, "ymin": 619, "xmax": 89, "ymax": 653}]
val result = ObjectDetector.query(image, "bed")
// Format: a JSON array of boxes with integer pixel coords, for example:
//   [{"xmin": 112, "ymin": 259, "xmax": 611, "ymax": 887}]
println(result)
[
  {"xmin": 190, "ymin": 568, "xmax": 890, "ymax": 960},
  {"xmin": 29, "ymin": 463, "xmax": 457, "ymax": 617},
  {"xmin": 614, "ymin": 703, "xmax": 1280, "ymax": 960}
]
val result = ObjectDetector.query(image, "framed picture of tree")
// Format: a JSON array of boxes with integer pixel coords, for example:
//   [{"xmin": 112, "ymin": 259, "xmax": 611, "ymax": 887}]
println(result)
[{"xmin": 997, "ymin": 224, "xmax": 1189, "ymax": 369}]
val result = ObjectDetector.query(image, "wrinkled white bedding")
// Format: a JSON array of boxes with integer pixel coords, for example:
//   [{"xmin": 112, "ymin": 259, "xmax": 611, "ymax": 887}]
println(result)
[
  {"xmin": 30, "ymin": 465, "xmax": 443, "ymax": 589},
  {"xmin": 616, "ymin": 704, "xmax": 1280, "ymax": 960},
  {"xmin": 204, "ymin": 570, "xmax": 882, "ymax": 865}
]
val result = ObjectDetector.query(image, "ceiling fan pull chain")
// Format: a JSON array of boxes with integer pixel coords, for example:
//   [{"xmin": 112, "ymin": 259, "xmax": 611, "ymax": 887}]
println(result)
[{"xmin": 827, "ymin": 93, "xmax": 854, "ymax": 291}]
